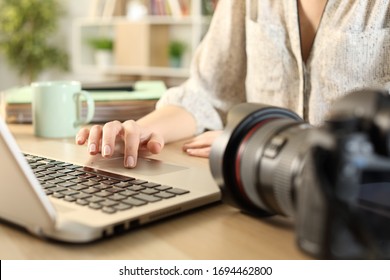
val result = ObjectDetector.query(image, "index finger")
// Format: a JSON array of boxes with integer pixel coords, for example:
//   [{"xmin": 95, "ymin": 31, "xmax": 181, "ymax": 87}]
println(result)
[
  {"xmin": 122, "ymin": 120, "xmax": 142, "ymax": 168},
  {"xmin": 76, "ymin": 127, "xmax": 91, "ymax": 145},
  {"xmin": 101, "ymin": 120, "xmax": 124, "ymax": 158}
]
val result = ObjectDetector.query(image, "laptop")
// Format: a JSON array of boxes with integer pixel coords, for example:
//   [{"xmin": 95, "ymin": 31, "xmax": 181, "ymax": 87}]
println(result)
[{"xmin": 0, "ymin": 118, "xmax": 221, "ymax": 243}]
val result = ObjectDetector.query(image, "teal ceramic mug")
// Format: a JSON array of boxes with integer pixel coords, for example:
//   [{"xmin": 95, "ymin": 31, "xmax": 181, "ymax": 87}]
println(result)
[{"xmin": 31, "ymin": 81, "xmax": 95, "ymax": 138}]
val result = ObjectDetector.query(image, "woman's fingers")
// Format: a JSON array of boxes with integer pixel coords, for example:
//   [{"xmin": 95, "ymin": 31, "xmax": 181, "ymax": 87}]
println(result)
[
  {"xmin": 101, "ymin": 120, "xmax": 123, "ymax": 158},
  {"xmin": 182, "ymin": 130, "xmax": 222, "ymax": 157},
  {"xmin": 185, "ymin": 146, "xmax": 211, "ymax": 158},
  {"xmin": 75, "ymin": 120, "xmax": 165, "ymax": 168},
  {"xmin": 87, "ymin": 125, "xmax": 103, "ymax": 155},
  {"xmin": 146, "ymin": 132, "xmax": 164, "ymax": 154},
  {"xmin": 122, "ymin": 120, "xmax": 143, "ymax": 168},
  {"xmin": 75, "ymin": 127, "xmax": 90, "ymax": 145}
]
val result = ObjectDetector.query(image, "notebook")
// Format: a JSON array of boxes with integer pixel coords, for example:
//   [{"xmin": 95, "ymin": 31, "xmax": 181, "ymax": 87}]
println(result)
[{"xmin": 0, "ymin": 118, "xmax": 221, "ymax": 243}]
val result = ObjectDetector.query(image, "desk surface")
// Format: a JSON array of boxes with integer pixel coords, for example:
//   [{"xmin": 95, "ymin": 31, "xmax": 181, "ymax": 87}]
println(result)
[{"xmin": 0, "ymin": 124, "xmax": 308, "ymax": 260}]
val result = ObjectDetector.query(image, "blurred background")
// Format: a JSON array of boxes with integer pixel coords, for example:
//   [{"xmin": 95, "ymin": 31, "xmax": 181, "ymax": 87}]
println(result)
[{"xmin": 0, "ymin": 0, "xmax": 218, "ymax": 90}]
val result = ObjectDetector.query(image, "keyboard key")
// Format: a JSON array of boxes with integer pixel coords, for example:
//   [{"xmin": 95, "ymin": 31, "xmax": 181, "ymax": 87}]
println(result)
[
  {"xmin": 108, "ymin": 193, "xmax": 126, "ymax": 201},
  {"xmin": 102, "ymin": 207, "xmax": 116, "ymax": 214},
  {"xmin": 50, "ymin": 186, "xmax": 67, "ymax": 192},
  {"xmin": 133, "ymin": 193, "xmax": 162, "ymax": 203},
  {"xmin": 128, "ymin": 185, "xmax": 145, "ymax": 192},
  {"xmin": 105, "ymin": 187, "xmax": 123, "ymax": 193},
  {"xmin": 72, "ymin": 193, "xmax": 92, "ymax": 200},
  {"xmin": 90, "ymin": 176, "xmax": 107, "ymax": 182},
  {"xmin": 66, "ymin": 165, "xmax": 82, "ymax": 170},
  {"xmin": 53, "ymin": 192, "xmax": 65, "ymax": 198},
  {"xmin": 142, "ymin": 182, "xmax": 161, "ymax": 188},
  {"xmin": 166, "ymin": 188, "xmax": 190, "ymax": 195},
  {"xmin": 93, "ymin": 183, "xmax": 112, "ymax": 190},
  {"xmin": 38, "ymin": 170, "xmax": 56, "ymax": 176},
  {"xmin": 42, "ymin": 183, "xmax": 56, "ymax": 189},
  {"xmin": 100, "ymin": 199, "xmax": 119, "ymax": 207},
  {"xmin": 58, "ymin": 169, "xmax": 74, "ymax": 174},
  {"xmin": 58, "ymin": 182, "xmax": 76, "ymax": 188},
  {"xmin": 70, "ymin": 178, "xmax": 88, "ymax": 184},
  {"xmin": 48, "ymin": 173, "xmax": 66, "ymax": 179},
  {"xmin": 49, "ymin": 178, "xmax": 66, "ymax": 185},
  {"xmin": 155, "ymin": 192, "xmax": 176, "ymax": 199},
  {"xmin": 82, "ymin": 187, "xmax": 100, "ymax": 194},
  {"xmin": 119, "ymin": 190, "xmax": 137, "ymax": 197},
  {"xmin": 79, "ymin": 173, "xmax": 96, "ymax": 179},
  {"xmin": 57, "ymin": 162, "xmax": 72, "ymax": 167},
  {"xmin": 82, "ymin": 181, "xmax": 99, "ymax": 187},
  {"xmin": 122, "ymin": 197, "xmax": 147, "ymax": 207},
  {"xmin": 95, "ymin": 191, "xmax": 112, "ymax": 197},
  {"xmin": 86, "ymin": 196, "xmax": 104, "ymax": 203},
  {"xmin": 114, "ymin": 203, "xmax": 132, "ymax": 211},
  {"xmin": 155, "ymin": 185, "xmax": 172, "ymax": 191},
  {"xmin": 114, "ymin": 182, "xmax": 132, "ymax": 188},
  {"xmin": 30, "ymin": 162, "xmax": 46, "ymax": 168},
  {"xmin": 89, "ymin": 203, "xmax": 102, "ymax": 210},
  {"xmin": 61, "ymin": 190, "xmax": 79, "ymax": 196},
  {"xmin": 59, "ymin": 175, "xmax": 77, "ymax": 181},
  {"xmin": 76, "ymin": 199, "xmax": 89, "ymax": 206},
  {"xmin": 48, "ymin": 166, "xmax": 64, "ymax": 171},
  {"xmin": 64, "ymin": 196, "xmax": 77, "ymax": 202},
  {"xmin": 101, "ymin": 179, "xmax": 120, "ymax": 185},
  {"xmin": 26, "ymin": 154, "xmax": 190, "ymax": 215},
  {"xmin": 70, "ymin": 184, "xmax": 88, "ymax": 191},
  {"xmin": 68, "ymin": 171, "xmax": 85, "ymax": 176},
  {"xmin": 131, "ymin": 179, "xmax": 147, "ymax": 185},
  {"xmin": 140, "ymin": 188, "xmax": 159, "ymax": 195}
]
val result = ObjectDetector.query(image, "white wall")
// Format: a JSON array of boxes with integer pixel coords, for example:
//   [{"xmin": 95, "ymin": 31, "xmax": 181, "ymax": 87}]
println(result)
[{"xmin": 0, "ymin": 0, "xmax": 93, "ymax": 91}]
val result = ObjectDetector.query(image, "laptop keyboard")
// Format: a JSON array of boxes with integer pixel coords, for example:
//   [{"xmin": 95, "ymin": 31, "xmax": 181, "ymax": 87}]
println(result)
[{"xmin": 24, "ymin": 154, "xmax": 190, "ymax": 214}]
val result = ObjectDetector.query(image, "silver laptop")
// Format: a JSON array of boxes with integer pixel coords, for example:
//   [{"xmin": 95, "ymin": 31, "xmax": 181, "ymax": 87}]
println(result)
[{"xmin": 0, "ymin": 118, "xmax": 221, "ymax": 242}]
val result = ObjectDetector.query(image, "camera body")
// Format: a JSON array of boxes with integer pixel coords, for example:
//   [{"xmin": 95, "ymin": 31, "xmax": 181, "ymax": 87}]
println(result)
[{"xmin": 210, "ymin": 90, "xmax": 390, "ymax": 259}]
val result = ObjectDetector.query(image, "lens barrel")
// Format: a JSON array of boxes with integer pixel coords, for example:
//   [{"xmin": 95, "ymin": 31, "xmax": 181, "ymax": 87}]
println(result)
[
  {"xmin": 210, "ymin": 91, "xmax": 390, "ymax": 259},
  {"xmin": 210, "ymin": 103, "xmax": 305, "ymax": 216}
]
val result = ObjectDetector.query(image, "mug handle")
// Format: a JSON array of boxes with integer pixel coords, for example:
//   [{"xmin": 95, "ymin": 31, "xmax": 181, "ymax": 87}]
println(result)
[{"xmin": 75, "ymin": 90, "xmax": 95, "ymax": 127}]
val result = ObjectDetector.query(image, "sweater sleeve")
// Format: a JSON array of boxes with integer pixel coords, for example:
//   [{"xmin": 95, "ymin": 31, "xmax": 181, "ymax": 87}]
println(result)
[{"xmin": 156, "ymin": 0, "xmax": 247, "ymax": 134}]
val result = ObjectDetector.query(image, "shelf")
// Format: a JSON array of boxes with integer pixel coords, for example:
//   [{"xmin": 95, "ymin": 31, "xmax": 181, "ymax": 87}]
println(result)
[
  {"xmin": 104, "ymin": 65, "xmax": 190, "ymax": 77},
  {"xmin": 72, "ymin": 0, "xmax": 217, "ymax": 84},
  {"xmin": 75, "ymin": 16, "xmax": 211, "ymax": 26},
  {"xmin": 76, "ymin": 64, "xmax": 189, "ymax": 78}
]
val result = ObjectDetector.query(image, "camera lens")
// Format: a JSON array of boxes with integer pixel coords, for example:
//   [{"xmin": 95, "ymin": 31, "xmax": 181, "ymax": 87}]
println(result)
[
  {"xmin": 210, "ymin": 92, "xmax": 390, "ymax": 259},
  {"xmin": 210, "ymin": 103, "xmax": 309, "ymax": 217}
]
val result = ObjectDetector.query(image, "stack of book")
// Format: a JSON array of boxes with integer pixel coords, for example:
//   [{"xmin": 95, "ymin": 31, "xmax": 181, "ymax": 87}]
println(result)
[
  {"xmin": 88, "ymin": 0, "xmax": 219, "ymax": 19},
  {"xmin": 148, "ymin": 0, "xmax": 191, "ymax": 17},
  {"xmin": 148, "ymin": 0, "xmax": 218, "ymax": 17},
  {"xmin": 5, "ymin": 81, "xmax": 166, "ymax": 124}
]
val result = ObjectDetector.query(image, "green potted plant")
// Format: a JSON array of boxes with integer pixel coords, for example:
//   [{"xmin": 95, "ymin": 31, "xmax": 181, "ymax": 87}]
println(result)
[
  {"xmin": 87, "ymin": 37, "xmax": 114, "ymax": 69},
  {"xmin": 0, "ymin": 0, "xmax": 69, "ymax": 84},
  {"xmin": 168, "ymin": 40, "xmax": 187, "ymax": 68}
]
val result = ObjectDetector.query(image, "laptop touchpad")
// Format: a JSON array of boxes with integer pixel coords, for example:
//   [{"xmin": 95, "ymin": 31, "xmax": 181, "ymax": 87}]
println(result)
[{"xmin": 87, "ymin": 155, "xmax": 187, "ymax": 176}]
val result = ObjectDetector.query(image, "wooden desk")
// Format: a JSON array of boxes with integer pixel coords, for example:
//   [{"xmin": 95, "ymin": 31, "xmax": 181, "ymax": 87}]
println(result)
[{"xmin": 0, "ymin": 124, "xmax": 308, "ymax": 260}]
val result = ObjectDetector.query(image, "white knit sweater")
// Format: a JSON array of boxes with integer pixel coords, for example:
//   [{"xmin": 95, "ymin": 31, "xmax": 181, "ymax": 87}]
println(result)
[{"xmin": 157, "ymin": 0, "xmax": 390, "ymax": 133}]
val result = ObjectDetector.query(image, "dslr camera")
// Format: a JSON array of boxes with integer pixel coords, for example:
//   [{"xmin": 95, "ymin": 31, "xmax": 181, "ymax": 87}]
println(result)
[{"xmin": 210, "ymin": 89, "xmax": 390, "ymax": 259}]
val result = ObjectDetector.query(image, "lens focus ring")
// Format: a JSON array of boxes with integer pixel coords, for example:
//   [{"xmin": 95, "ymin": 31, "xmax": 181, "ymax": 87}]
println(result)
[{"xmin": 272, "ymin": 124, "xmax": 310, "ymax": 216}]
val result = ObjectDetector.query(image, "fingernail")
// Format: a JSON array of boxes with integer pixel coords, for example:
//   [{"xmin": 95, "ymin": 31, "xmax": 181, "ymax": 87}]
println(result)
[
  {"xmin": 103, "ymin": 145, "xmax": 111, "ymax": 157},
  {"xmin": 76, "ymin": 136, "xmax": 83, "ymax": 144},
  {"xmin": 126, "ymin": 156, "xmax": 135, "ymax": 168},
  {"xmin": 88, "ymin": 143, "xmax": 96, "ymax": 153}
]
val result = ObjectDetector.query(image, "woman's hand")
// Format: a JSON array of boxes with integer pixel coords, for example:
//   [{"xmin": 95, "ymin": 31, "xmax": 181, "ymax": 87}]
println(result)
[
  {"xmin": 182, "ymin": 130, "xmax": 223, "ymax": 158},
  {"xmin": 76, "ymin": 120, "xmax": 164, "ymax": 168}
]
